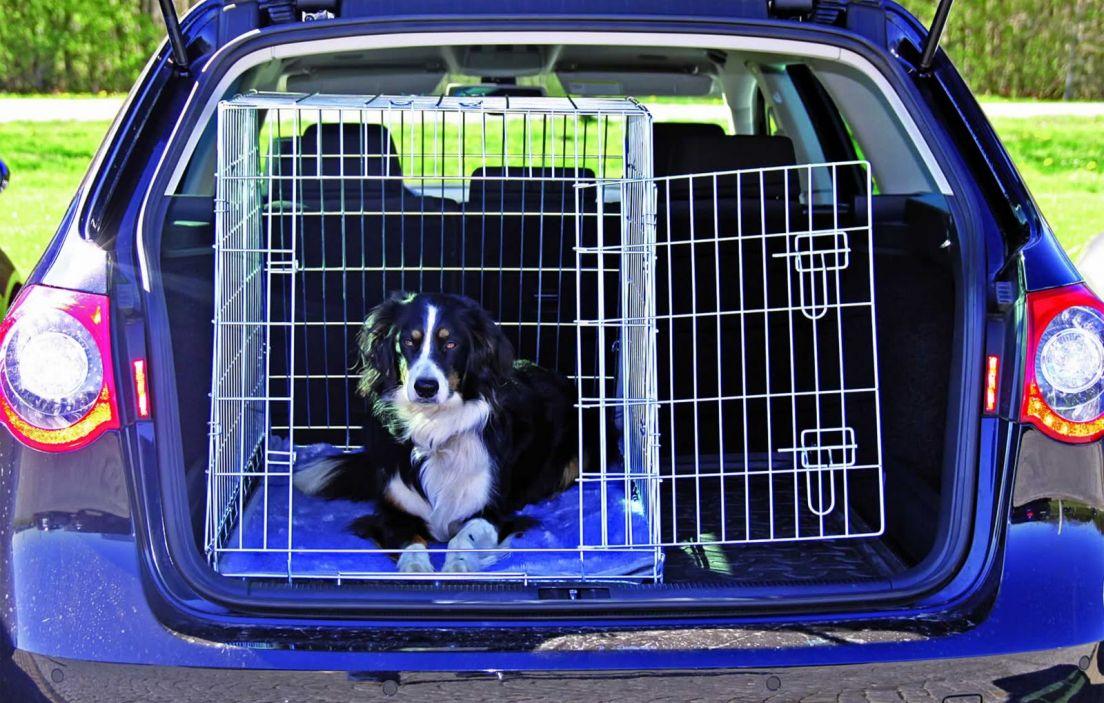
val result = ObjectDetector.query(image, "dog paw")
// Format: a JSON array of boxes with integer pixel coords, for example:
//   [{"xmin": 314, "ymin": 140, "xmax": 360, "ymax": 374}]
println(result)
[
  {"xmin": 397, "ymin": 543, "xmax": 434, "ymax": 573},
  {"xmin": 442, "ymin": 519, "xmax": 500, "ymax": 573},
  {"xmin": 454, "ymin": 518, "xmax": 501, "ymax": 548},
  {"xmin": 441, "ymin": 558, "xmax": 472, "ymax": 573}
]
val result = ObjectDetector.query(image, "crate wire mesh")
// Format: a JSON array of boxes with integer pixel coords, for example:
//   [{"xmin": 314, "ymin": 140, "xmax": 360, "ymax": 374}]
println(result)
[
  {"xmin": 646, "ymin": 162, "xmax": 884, "ymax": 548},
  {"xmin": 576, "ymin": 159, "xmax": 884, "ymax": 554},
  {"xmin": 206, "ymin": 92, "xmax": 885, "ymax": 584},
  {"xmin": 207, "ymin": 93, "xmax": 661, "ymax": 581}
]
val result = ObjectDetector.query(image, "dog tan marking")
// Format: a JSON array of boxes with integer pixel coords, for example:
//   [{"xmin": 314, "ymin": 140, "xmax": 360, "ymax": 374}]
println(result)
[
  {"xmin": 411, "ymin": 329, "xmax": 423, "ymax": 341},
  {"xmin": 447, "ymin": 371, "xmax": 461, "ymax": 392},
  {"xmin": 561, "ymin": 457, "xmax": 580, "ymax": 489},
  {"xmin": 438, "ymin": 327, "xmax": 450, "ymax": 339}
]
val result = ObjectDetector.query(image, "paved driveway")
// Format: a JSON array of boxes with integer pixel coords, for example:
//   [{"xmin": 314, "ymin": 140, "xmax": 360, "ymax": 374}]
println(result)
[{"xmin": 0, "ymin": 97, "xmax": 125, "ymax": 123}]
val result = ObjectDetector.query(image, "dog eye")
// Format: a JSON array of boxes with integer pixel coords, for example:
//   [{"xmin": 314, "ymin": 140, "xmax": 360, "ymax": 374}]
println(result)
[{"xmin": 444, "ymin": 340, "xmax": 457, "ymax": 350}]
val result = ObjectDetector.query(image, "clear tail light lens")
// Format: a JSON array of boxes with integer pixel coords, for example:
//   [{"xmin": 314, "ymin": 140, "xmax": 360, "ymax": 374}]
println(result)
[
  {"xmin": 1022, "ymin": 284, "xmax": 1104, "ymax": 442},
  {"xmin": 0, "ymin": 285, "xmax": 119, "ymax": 451}
]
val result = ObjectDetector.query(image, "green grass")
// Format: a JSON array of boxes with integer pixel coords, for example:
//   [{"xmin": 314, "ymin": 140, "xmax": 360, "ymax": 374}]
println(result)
[
  {"xmin": 0, "ymin": 121, "xmax": 107, "ymax": 274},
  {"xmin": 0, "ymin": 112, "xmax": 1101, "ymax": 275},
  {"xmin": 262, "ymin": 113, "xmax": 632, "ymax": 181},
  {"xmin": 988, "ymin": 115, "xmax": 1103, "ymax": 259}
]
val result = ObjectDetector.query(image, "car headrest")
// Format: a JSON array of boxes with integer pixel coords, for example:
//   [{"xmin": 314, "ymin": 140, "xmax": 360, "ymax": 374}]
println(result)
[
  {"xmin": 466, "ymin": 166, "xmax": 597, "ymax": 209},
  {"xmin": 661, "ymin": 135, "xmax": 798, "ymax": 200},
  {"xmin": 269, "ymin": 123, "xmax": 405, "ymax": 204},
  {"xmin": 300, "ymin": 123, "xmax": 404, "ymax": 177},
  {"xmin": 653, "ymin": 123, "xmax": 726, "ymax": 176}
]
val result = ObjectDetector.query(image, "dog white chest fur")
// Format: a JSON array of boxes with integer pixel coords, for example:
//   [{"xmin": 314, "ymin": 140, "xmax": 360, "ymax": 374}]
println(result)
[{"xmin": 387, "ymin": 396, "xmax": 494, "ymax": 542}]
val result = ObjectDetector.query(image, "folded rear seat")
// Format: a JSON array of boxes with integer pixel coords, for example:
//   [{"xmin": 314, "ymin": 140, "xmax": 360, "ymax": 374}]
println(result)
[
  {"xmin": 654, "ymin": 134, "xmax": 817, "ymax": 460},
  {"xmin": 659, "ymin": 134, "xmax": 798, "ymax": 216},
  {"xmin": 267, "ymin": 123, "xmax": 458, "ymax": 442},
  {"xmin": 462, "ymin": 166, "xmax": 600, "ymax": 379},
  {"xmin": 657, "ymin": 132, "xmax": 800, "ymax": 303}
]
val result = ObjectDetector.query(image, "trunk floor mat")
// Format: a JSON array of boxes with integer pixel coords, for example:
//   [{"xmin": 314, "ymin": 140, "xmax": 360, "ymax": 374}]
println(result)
[{"xmin": 661, "ymin": 473, "xmax": 902, "ymax": 585}]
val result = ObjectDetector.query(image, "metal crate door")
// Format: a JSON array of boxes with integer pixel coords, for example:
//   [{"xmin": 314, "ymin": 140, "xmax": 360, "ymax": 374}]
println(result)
[
  {"xmin": 573, "ymin": 111, "xmax": 662, "ymax": 572},
  {"xmin": 206, "ymin": 102, "xmax": 281, "ymax": 569},
  {"xmin": 652, "ymin": 161, "xmax": 884, "ymax": 547}
]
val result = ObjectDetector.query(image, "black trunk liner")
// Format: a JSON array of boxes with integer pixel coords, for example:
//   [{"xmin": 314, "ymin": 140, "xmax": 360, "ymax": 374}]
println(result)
[{"xmin": 661, "ymin": 466, "xmax": 902, "ymax": 585}]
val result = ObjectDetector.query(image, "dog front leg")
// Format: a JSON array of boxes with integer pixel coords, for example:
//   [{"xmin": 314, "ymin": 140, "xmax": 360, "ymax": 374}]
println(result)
[{"xmin": 350, "ymin": 505, "xmax": 436, "ymax": 573}]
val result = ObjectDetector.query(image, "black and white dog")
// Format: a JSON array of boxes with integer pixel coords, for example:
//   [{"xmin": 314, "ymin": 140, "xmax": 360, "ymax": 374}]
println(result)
[{"xmin": 293, "ymin": 292, "xmax": 579, "ymax": 573}]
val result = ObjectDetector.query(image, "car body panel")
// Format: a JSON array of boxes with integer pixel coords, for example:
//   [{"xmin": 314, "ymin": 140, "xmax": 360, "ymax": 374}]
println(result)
[
  {"xmin": 0, "ymin": 159, "xmax": 23, "ymax": 311},
  {"xmin": 0, "ymin": 248, "xmax": 20, "ymax": 312}
]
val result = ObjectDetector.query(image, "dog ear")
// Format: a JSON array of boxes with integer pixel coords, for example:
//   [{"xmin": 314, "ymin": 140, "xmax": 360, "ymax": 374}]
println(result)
[
  {"xmin": 461, "ymin": 298, "xmax": 515, "ymax": 398},
  {"xmin": 355, "ymin": 292, "xmax": 406, "ymax": 398}
]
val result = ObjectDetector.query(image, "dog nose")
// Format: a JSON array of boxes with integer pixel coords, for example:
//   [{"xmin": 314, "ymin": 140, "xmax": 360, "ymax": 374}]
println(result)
[{"xmin": 413, "ymin": 377, "xmax": 439, "ymax": 399}]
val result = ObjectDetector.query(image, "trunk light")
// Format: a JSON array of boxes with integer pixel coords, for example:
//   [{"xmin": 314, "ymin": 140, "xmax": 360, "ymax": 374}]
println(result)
[
  {"xmin": 1022, "ymin": 284, "xmax": 1104, "ymax": 443},
  {"xmin": 985, "ymin": 354, "xmax": 999, "ymax": 412},
  {"xmin": 133, "ymin": 359, "xmax": 150, "ymax": 419},
  {"xmin": 0, "ymin": 285, "xmax": 120, "ymax": 452}
]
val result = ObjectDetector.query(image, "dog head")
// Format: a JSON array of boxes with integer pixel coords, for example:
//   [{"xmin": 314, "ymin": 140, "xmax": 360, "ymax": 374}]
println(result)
[{"xmin": 356, "ymin": 292, "xmax": 514, "ymax": 406}]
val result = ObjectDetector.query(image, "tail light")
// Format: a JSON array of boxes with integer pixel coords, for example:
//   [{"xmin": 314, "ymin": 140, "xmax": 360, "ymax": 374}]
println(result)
[
  {"xmin": 1021, "ymin": 283, "xmax": 1104, "ymax": 443},
  {"xmin": 984, "ymin": 354, "xmax": 1000, "ymax": 413},
  {"xmin": 0, "ymin": 285, "xmax": 119, "ymax": 451}
]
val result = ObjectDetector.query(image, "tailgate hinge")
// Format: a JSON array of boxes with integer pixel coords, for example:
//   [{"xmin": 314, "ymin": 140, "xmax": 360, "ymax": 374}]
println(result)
[
  {"xmin": 810, "ymin": 0, "xmax": 847, "ymax": 25},
  {"xmin": 257, "ymin": 0, "xmax": 337, "ymax": 25},
  {"xmin": 769, "ymin": 0, "xmax": 888, "ymax": 47}
]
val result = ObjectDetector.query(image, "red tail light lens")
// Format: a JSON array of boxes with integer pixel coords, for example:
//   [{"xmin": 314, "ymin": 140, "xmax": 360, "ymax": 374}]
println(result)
[
  {"xmin": 1022, "ymin": 284, "xmax": 1104, "ymax": 443},
  {"xmin": 0, "ymin": 285, "xmax": 119, "ymax": 451},
  {"xmin": 984, "ymin": 354, "xmax": 1000, "ymax": 413},
  {"xmin": 133, "ymin": 359, "xmax": 151, "ymax": 419}
]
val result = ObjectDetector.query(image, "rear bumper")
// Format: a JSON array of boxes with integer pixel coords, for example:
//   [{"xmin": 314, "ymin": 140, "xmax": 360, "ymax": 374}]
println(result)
[
  {"xmin": 3, "ymin": 498, "xmax": 1104, "ymax": 673},
  {"xmin": 6, "ymin": 644, "xmax": 1101, "ymax": 702},
  {"xmin": 3, "ymin": 426, "xmax": 1104, "ymax": 671}
]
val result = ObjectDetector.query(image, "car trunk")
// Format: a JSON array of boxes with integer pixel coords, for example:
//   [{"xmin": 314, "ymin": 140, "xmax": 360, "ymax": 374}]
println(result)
[
  {"xmin": 158, "ymin": 175, "xmax": 956, "ymax": 598},
  {"xmin": 149, "ymin": 44, "xmax": 968, "ymax": 607}
]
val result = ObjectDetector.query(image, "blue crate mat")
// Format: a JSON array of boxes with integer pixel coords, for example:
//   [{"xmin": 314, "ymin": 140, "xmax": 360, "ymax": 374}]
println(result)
[{"xmin": 219, "ymin": 442, "xmax": 659, "ymax": 580}]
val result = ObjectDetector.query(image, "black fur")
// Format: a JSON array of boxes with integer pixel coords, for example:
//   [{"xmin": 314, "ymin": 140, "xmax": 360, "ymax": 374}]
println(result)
[
  {"xmin": 296, "ymin": 292, "xmax": 580, "ymax": 563},
  {"xmin": 455, "ymin": 296, "xmax": 516, "ymax": 398},
  {"xmin": 354, "ymin": 292, "xmax": 407, "ymax": 399}
]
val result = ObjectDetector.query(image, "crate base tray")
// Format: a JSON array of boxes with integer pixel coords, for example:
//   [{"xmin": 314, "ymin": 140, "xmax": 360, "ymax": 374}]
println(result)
[{"xmin": 215, "ymin": 444, "xmax": 659, "ymax": 582}]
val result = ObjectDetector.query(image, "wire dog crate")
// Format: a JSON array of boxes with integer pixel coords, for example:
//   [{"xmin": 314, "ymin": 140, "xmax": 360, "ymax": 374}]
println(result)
[{"xmin": 206, "ymin": 92, "xmax": 884, "ymax": 584}]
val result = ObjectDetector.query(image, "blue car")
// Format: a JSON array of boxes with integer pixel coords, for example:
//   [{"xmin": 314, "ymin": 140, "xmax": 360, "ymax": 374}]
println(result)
[{"xmin": 2, "ymin": 1, "xmax": 1102, "ymax": 700}]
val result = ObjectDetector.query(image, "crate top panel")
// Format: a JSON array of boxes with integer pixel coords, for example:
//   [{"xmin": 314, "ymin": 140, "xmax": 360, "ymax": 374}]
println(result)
[{"xmin": 220, "ymin": 92, "xmax": 653, "ymax": 117}]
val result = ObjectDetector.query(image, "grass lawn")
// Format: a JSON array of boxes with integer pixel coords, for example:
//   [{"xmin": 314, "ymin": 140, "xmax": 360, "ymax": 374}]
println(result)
[
  {"xmin": 0, "ymin": 113, "xmax": 1101, "ymax": 275},
  {"xmin": 988, "ymin": 115, "xmax": 1103, "ymax": 259},
  {"xmin": 0, "ymin": 121, "xmax": 107, "ymax": 274}
]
